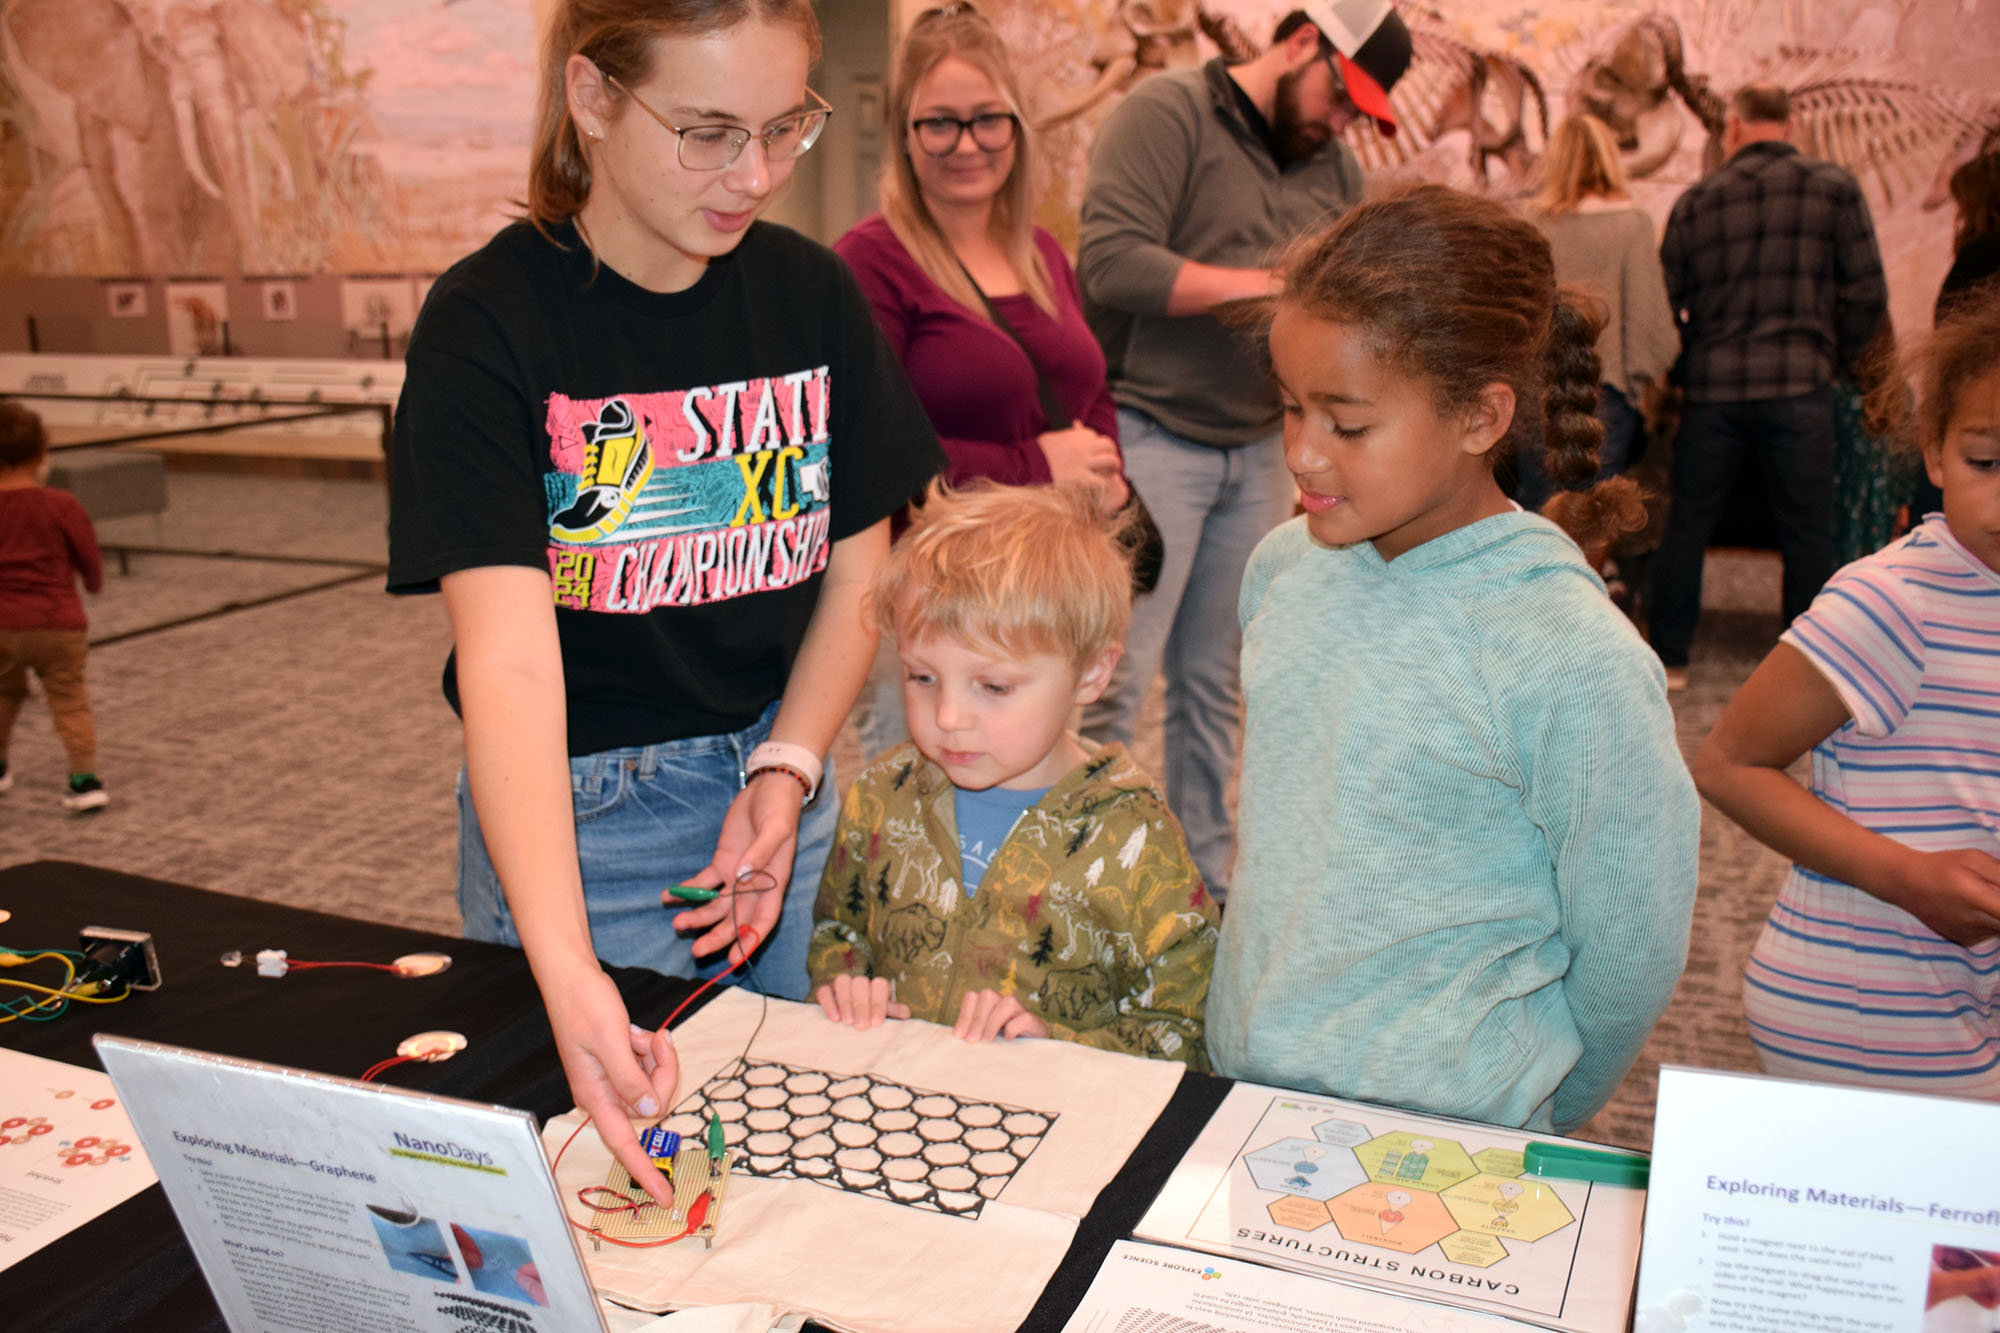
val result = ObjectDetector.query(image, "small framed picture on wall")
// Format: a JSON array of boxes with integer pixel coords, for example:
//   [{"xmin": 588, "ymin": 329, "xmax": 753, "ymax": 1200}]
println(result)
[
  {"xmin": 105, "ymin": 282, "xmax": 148, "ymax": 319},
  {"xmin": 261, "ymin": 281, "xmax": 299, "ymax": 322}
]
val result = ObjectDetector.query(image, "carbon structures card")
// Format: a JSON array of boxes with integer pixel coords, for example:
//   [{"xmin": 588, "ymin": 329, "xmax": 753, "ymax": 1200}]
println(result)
[{"xmin": 1135, "ymin": 1082, "xmax": 1644, "ymax": 1333}]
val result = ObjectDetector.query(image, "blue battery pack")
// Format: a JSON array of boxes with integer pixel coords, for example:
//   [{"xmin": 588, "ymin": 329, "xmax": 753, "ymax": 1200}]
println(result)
[{"xmin": 638, "ymin": 1127, "xmax": 681, "ymax": 1167}]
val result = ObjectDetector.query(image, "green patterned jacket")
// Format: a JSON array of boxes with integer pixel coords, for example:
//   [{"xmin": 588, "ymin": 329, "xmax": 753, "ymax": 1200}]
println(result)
[{"xmin": 808, "ymin": 741, "xmax": 1218, "ymax": 1069}]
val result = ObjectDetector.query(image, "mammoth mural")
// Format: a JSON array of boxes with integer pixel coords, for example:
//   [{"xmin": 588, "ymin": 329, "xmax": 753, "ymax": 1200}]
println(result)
[
  {"xmin": 1, "ymin": 0, "xmax": 361, "ymax": 274},
  {"xmin": 1009, "ymin": 0, "xmax": 1994, "ymax": 340}
]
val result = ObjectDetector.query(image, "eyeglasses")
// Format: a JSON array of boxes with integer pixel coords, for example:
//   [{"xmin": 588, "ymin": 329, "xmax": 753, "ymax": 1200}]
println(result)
[
  {"xmin": 1319, "ymin": 54, "xmax": 1362, "ymax": 121},
  {"xmin": 604, "ymin": 74, "xmax": 831, "ymax": 171},
  {"xmin": 910, "ymin": 112, "xmax": 1019, "ymax": 157}
]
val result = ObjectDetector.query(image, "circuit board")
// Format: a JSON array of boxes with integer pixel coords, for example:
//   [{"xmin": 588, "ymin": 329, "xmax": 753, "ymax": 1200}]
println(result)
[{"xmin": 595, "ymin": 1142, "xmax": 733, "ymax": 1247}]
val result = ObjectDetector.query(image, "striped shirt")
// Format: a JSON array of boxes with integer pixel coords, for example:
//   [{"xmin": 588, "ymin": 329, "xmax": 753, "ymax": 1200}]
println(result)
[{"xmin": 1743, "ymin": 517, "xmax": 2000, "ymax": 1094}]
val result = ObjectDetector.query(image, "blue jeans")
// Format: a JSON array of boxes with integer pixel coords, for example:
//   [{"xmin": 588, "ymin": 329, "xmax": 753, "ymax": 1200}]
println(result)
[
  {"xmin": 1649, "ymin": 387, "xmax": 1837, "ymax": 668},
  {"xmin": 456, "ymin": 701, "xmax": 834, "ymax": 1000},
  {"xmin": 1080, "ymin": 409, "xmax": 1295, "ymax": 899}
]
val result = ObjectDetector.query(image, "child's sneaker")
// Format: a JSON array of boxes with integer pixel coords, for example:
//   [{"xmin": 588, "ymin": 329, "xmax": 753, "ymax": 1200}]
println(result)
[{"xmin": 62, "ymin": 774, "xmax": 109, "ymax": 813}]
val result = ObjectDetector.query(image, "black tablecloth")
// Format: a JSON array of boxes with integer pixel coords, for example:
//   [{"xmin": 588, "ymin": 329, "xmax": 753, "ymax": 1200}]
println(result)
[{"xmin": 0, "ymin": 861, "xmax": 1227, "ymax": 1332}]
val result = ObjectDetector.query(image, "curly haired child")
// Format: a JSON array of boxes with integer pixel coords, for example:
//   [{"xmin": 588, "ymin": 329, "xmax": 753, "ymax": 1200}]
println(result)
[
  {"xmin": 1207, "ymin": 185, "xmax": 1699, "ymax": 1130},
  {"xmin": 0, "ymin": 401, "xmax": 109, "ymax": 812},
  {"xmin": 1697, "ymin": 286, "xmax": 2000, "ymax": 1095},
  {"xmin": 808, "ymin": 482, "xmax": 1217, "ymax": 1065}
]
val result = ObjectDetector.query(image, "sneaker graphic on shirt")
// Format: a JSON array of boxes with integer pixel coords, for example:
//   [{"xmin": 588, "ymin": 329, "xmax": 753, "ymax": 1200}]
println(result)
[{"xmin": 550, "ymin": 398, "xmax": 654, "ymax": 543}]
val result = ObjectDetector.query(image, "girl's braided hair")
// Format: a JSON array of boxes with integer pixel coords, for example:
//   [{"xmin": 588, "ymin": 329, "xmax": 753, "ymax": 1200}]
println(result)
[{"xmin": 1279, "ymin": 184, "xmax": 1646, "ymax": 549}]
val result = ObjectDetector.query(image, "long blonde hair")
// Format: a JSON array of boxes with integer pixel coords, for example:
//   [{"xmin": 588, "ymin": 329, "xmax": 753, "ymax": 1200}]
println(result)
[
  {"xmin": 1534, "ymin": 114, "xmax": 1631, "ymax": 215},
  {"xmin": 878, "ymin": 5, "xmax": 1056, "ymax": 318},
  {"xmin": 527, "ymin": 0, "xmax": 822, "ymax": 238}
]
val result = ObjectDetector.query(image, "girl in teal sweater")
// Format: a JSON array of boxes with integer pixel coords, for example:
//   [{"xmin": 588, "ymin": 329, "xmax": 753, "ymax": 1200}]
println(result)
[{"xmin": 1208, "ymin": 186, "xmax": 1699, "ymax": 1132}]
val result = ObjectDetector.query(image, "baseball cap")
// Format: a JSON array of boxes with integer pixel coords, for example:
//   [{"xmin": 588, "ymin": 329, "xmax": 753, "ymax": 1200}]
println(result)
[{"xmin": 1299, "ymin": 0, "xmax": 1413, "ymax": 137}]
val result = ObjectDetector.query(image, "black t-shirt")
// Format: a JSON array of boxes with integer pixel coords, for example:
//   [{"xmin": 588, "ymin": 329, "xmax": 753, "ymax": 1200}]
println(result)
[{"xmin": 388, "ymin": 220, "xmax": 943, "ymax": 755}]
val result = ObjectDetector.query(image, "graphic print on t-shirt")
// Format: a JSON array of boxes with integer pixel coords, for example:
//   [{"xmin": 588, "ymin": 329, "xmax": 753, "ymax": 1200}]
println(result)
[{"xmin": 543, "ymin": 369, "xmax": 833, "ymax": 613}]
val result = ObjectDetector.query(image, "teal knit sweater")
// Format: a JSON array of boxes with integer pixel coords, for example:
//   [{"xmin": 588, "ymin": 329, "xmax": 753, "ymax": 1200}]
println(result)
[{"xmin": 1208, "ymin": 514, "xmax": 1698, "ymax": 1131}]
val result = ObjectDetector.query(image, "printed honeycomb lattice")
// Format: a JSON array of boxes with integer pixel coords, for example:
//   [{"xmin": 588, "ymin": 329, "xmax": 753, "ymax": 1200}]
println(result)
[{"xmin": 664, "ymin": 1060, "xmax": 1056, "ymax": 1217}]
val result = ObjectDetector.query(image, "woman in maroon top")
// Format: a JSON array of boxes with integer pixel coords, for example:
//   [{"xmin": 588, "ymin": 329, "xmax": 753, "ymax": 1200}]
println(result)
[
  {"xmin": 835, "ymin": 5, "xmax": 1125, "ymax": 500},
  {"xmin": 835, "ymin": 3, "xmax": 1128, "ymax": 756}
]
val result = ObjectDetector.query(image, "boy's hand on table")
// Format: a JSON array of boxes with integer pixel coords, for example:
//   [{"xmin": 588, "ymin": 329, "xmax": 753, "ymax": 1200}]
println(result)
[
  {"xmin": 954, "ymin": 990, "xmax": 1049, "ymax": 1042},
  {"xmin": 816, "ymin": 974, "xmax": 910, "ymax": 1029}
]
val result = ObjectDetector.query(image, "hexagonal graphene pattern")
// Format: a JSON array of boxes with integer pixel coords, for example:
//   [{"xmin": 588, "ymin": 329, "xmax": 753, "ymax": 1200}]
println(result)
[{"xmin": 664, "ymin": 1060, "xmax": 1056, "ymax": 1218}]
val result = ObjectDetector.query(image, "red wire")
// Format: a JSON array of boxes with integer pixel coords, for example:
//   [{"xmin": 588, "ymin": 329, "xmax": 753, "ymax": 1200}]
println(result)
[
  {"xmin": 287, "ymin": 960, "xmax": 403, "ymax": 972},
  {"xmin": 360, "ymin": 1055, "xmax": 418, "ymax": 1083},
  {"xmin": 554, "ymin": 922, "xmax": 760, "ymax": 1247}
]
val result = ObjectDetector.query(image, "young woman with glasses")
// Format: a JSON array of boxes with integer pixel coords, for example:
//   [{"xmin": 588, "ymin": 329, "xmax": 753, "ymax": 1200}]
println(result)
[
  {"xmin": 387, "ymin": 0, "xmax": 941, "ymax": 1204},
  {"xmin": 834, "ymin": 2, "xmax": 1131, "ymax": 757}
]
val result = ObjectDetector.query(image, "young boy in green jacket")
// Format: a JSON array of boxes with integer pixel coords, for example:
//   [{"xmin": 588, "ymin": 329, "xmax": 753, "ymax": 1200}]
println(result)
[{"xmin": 809, "ymin": 483, "xmax": 1217, "ymax": 1067}]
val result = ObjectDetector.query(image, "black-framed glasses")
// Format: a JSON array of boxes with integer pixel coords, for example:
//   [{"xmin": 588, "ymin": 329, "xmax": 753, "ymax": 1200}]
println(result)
[
  {"xmin": 604, "ymin": 74, "xmax": 831, "ymax": 171},
  {"xmin": 1319, "ymin": 54, "xmax": 1362, "ymax": 122},
  {"xmin": 910, "ymin": 111, "xmax": 1019, "ymax": 157}
]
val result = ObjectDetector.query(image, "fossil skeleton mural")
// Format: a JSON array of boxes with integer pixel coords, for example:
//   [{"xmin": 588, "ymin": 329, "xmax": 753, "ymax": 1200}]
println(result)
[{"xmin": 1025, "ymin": 0, "xmax": 1995, "ymax": 209}]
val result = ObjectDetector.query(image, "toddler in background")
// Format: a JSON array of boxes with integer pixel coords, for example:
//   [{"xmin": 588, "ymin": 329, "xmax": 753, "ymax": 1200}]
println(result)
[
  {"xmin": 0, "ymin": 401, "xmax": 109, "ymax": 812},
  {"xmin": 1208, "ymin": 185, "xmax": 1698, "ymax": 1131},
  {"xmin": 1697, "ymin": 287, "xmax": 2000, "ymax": 1096},
  {"xmin": 809, "ymin": 482, "xmax": 1217, "ymax": 1066}
]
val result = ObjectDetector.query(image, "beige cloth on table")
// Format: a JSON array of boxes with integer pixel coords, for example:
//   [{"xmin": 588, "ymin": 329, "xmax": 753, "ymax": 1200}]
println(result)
[{"xmin": 547, "ymin": 989, "xmax": 1183, "ymax": 1333}]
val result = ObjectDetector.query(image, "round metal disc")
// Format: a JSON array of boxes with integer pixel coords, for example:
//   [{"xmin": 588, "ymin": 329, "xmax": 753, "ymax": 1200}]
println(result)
[
  {"xmin": 392, "ymin": 952, "xmax": 453, "ymax": 978},
  {"xmin": 396, "ymin": 1030, "xmax": 468, "ymax": 1063}
]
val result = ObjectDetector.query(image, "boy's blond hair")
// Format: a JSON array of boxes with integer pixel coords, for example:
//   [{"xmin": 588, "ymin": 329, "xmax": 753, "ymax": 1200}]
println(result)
[{"xmin": 877, "ymin": 482, "xmax": 1131, "ymax": 670}]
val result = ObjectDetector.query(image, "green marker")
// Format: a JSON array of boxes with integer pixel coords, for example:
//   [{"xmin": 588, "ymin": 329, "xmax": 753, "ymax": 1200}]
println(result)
[
  {"xmin": 707, "ymin": 1112, "xmax": 726, "ymax": 1162},
  {"xmin": 1523, "ymin": 1141, "xmax": 1649, "ymax": 1188},
  {"xmin": 668, "ymin": 884, "xmax": 719, "ymax": 903}
]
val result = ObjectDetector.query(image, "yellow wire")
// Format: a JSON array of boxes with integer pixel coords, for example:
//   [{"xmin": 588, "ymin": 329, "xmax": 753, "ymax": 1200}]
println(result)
[
  {"xmin": 0, "ymin": 978, "xmax": 127, "ymax": 1003},
  {"xmin": 0, "ymin": 952, "xmax": 79, "ymax": 1021}
]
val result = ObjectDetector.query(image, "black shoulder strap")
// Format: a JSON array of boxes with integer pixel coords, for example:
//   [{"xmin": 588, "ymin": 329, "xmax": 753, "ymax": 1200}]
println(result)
[{"xmin": 952, "ymin": 253, "xmax": 1072, "ymax": 431}]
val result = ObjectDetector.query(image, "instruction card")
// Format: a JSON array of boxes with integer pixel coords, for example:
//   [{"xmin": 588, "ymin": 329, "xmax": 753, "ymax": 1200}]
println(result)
[
  {"xmin": 0, "ymin": 1048, "xmax": 158, "ymax": 1272},
  {"xmin": 1135, "ymin": 1082, "xmax": 1644, "ymax": 1333},
  {"xmin": 95, "ymin": 1035, "xmax": 608, "ymax": 1333},
  {"xmin": 1063, "ymin": 1240, "xmax": 1519, "ymax": 1332},
  {"xmin": 1635, "ymin": 1065, "xmax": 2000, "ymax": 1333}
]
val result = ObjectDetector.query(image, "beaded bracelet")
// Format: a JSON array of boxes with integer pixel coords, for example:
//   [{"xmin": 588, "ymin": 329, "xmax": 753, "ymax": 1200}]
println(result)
[{"xmin": 745, "ymin": 761, "xmax": 816, "ymax": 804}]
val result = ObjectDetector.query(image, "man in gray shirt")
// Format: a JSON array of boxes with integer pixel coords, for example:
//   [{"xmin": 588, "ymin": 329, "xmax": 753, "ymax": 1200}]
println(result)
[{"xmin": 1078, "ymin": 0, "xmax": 1409, "ymax": 897}]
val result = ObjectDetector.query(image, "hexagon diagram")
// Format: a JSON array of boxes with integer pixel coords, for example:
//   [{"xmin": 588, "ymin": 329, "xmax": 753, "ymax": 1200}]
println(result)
[
  {"xmin": 1354, "ymin": 1132, "xmax": 1477, "ymax": 1192},
  {"xmin": 1267, "ymin": 1195, "xmax": 1335, "ymax": 1232},
  {"xmin": 1441, "ymin": 1172, "xmax": 1576, "ymax": 1241},
  {"xmin": 1244, "ymin": 1136, "xmax": 1367, "ymax": 1202},
  {"xmin": 1471, "ymin": 1147, "xmax": 1525, "ymax": 1178},
  {"xmin": 1312, "ymin": 1117, "xmax": 1371, "ymax": 1148},
  {"xmin": 1328, "ymin": 1182, "xmax": 1457, "ymax": 1254},
  {"xmin": 1439, "ymin": 1231, "xmax": 1509, "ymax": 1268}
]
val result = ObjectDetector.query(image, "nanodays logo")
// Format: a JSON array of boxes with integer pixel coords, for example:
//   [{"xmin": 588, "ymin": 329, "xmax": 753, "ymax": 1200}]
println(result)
[
  {"xmin": 390, "ymin": 1132, "xmax": 494, "ymax": 1169},
  {"xmin": 1200, "ymin": 1267, "xmax": 1221, "ymax": 1281}
]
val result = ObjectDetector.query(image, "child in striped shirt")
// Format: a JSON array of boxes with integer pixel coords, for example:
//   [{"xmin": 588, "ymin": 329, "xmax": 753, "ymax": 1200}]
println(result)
[{"xmin": 1695, "ymin": 286, "xmax": 2000, "ymax": 1096}]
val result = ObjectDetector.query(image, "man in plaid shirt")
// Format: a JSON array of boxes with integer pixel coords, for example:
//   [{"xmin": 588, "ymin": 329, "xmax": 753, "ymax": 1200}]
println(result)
[{"xmin": 1649, "ymin": 83, "xmax": 1887, "ymax": 683}]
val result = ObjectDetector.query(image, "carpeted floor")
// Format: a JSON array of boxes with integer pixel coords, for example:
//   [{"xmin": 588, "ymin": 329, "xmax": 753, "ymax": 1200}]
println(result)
[{"xmin": 0, "ymin": 473, "xmax": 1794, "ymax": 1149}]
